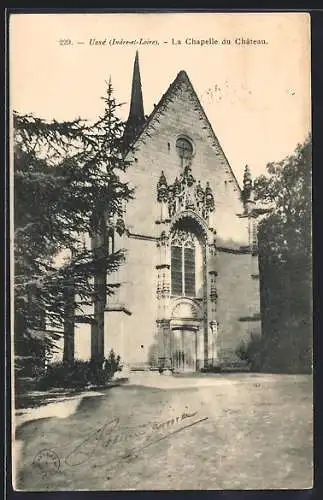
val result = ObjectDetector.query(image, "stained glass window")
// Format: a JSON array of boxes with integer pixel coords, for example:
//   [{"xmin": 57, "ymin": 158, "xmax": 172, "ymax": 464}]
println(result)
[
  {"xmin": 184, "ymin": 247, "xmax": 196, "ymax": 297},
  {"xmin": 171, "ymin": 246, "xmax": 182, "ymax": 296},
  {"xmin": 171, "ymin": 229, "xmax": 196, "ymax": 297}
]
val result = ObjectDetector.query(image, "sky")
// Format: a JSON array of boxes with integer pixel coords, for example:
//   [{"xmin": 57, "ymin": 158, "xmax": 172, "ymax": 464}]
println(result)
[{"xmin": 9, "ymin": 12, "xmax": 311, "ymax": 185}]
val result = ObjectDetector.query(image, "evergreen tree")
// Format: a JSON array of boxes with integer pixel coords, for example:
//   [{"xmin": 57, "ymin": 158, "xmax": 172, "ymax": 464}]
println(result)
[{"xmin": 14, "ymin": 80, "xmax": 134, "ymax": 372}]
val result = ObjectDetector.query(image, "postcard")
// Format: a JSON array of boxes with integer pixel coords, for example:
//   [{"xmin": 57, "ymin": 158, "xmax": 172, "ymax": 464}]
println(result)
[{"xmin": 10, "ymin": 11, "xmax": 312, "ymax": 491}]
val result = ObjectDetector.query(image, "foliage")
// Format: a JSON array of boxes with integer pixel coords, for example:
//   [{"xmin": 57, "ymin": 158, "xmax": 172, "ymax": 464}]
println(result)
[
  {"xmin": 200, "ymin": 366, "xmax": 222, "ymax": 373},
  {"xmin": 105, "ymin": 349, "xmax": 122, "ymax": 377},
  {"xmin": 235, "ymin": 333, "xmax": 264, "ymax": 372},
  {"xmin": 14, "ymin": 80, "xmax": 134, "ymax": 362},
  {"xmin": 254, "ymin": 136, "xmax": 312, "ymax": 373},
  {"xmin": 254, "ymin": 136, "xmax": 311, "ymax": 263},
  {"xmin": 37, "ymin": 349, "xmax": 122, "ymax": 390}
]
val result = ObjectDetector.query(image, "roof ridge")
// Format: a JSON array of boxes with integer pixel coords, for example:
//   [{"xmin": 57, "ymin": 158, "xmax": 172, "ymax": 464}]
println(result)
[
  {"xmin": 125, "ymin": 70, "xmax": 188, "ymax": 150},
  {"xmin": 126, "ymin": 69, "xmax": 241, "ymax": 193}
]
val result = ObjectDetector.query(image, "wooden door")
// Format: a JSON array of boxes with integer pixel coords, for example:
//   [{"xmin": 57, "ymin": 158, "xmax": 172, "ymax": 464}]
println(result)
[
  {"xmin": 172, "ymin": 329, "xmax": 196, "ymax": 372},
  {"xmin": 182, "ymin": 330, "xmax": 196, "ymax": 372}
]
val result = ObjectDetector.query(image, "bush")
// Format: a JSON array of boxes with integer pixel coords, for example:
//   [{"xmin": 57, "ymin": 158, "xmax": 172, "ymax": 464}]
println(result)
[
  {"xmin": 105, "ymin": 349, "xmax": 122, "ymax": 378},
  {"xmin": 235, "ymin": 333, "xmax": 264, "ymax": 372},
  {"xmin": 200, "ymin": 366, "xmax": 222, "ymax": 373},
  {"xmin": 37, "ymin": 349, "xmax": 122, "ymax": 390},
  {"xmin": 261, "ymin": 321, "xmax": 312, "ymax": 374}
]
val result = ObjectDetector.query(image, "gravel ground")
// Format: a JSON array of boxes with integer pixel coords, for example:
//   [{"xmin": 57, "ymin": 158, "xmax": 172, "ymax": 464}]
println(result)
[{"xmin": 13, "ymin": 373, "xmax": 313, "ymax": 491}]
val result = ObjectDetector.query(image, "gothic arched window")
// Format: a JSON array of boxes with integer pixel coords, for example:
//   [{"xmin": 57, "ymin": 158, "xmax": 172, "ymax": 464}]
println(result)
[{"xmin": 171, "ymin": 229, "xmax": 196, "ymax": 297}]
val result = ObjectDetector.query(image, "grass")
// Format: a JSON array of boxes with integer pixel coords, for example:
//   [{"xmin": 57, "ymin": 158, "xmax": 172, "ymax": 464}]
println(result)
[
  {"xmin": 15, "ymin": 379, "xmax": 129, "ymax": 411},
  {"xmin": 14, "ymin": 374, "xmax": 313, "ymax": 491}
]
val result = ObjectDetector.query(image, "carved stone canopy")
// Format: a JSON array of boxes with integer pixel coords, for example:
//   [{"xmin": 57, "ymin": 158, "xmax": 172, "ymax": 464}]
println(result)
[
  {"xmin": 115, "ymin": 217, "xmax": 126, "ymax": 236},
  {"xmin": 157, "ymin": 165, "xmax": 215, "ymax": 221},
  {"xmin": 157, "ymin": 170, "xmax": 168, "ymax": 202},
  {"xmin": 241, "ymin": 164, "xmax": 253, "ymax": 203}
]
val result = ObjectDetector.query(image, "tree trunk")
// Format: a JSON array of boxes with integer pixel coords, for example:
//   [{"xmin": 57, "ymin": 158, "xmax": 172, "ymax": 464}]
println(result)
[
  {"xmin": 63, "ymin": 281, "xmax": 75, "ymax": 364},
  {"xmin": 91, "ymin": 271, "xmax": 106, "ymax": 362},
  {"xmin": 91, "ymin": 218, "xmax": 107, "ymax": 362}
]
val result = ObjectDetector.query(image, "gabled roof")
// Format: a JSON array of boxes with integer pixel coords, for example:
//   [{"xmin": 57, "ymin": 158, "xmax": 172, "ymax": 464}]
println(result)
[{"xmin": 126, "ymin": 70, "xmax": 241, "ymax": 193}]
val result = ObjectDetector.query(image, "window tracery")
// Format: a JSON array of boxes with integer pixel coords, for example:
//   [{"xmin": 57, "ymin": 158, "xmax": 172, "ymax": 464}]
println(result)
[
  {"xmin": 176, "ymin": 137, "xmax": 193, "ymax": 160},
  {"xmin": 170, "ymin": 228, "xmax": 197, "ymax": 297}
]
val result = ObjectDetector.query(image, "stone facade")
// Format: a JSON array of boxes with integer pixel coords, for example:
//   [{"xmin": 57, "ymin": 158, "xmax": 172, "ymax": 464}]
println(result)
[{"xmin": 72, "ymin": 56, "xmax": 262, "ymax": 372}]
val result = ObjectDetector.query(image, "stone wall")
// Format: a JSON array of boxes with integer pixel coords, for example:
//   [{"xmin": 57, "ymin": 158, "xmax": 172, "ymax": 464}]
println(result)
[{"xmin": 215, "ymin": 250, "xmax": 261, "ymax": 363}]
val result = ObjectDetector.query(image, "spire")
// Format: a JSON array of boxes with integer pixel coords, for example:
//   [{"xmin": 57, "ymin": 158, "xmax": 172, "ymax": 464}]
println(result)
[{"xmin": 123, "ymin": 51, "xmax": 145, "ymax": 149}]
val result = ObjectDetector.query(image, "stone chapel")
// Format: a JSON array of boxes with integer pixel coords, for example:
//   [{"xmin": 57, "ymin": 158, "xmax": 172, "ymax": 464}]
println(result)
[{"xmin": 74, "ymin": 51, "xmax": 263, "ymax": 372}]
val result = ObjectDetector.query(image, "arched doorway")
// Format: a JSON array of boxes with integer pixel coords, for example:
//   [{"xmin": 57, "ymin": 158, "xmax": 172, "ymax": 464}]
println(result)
[{"xmin": 170, "ymin": 301, "xmax": 201, "ymax": 373}]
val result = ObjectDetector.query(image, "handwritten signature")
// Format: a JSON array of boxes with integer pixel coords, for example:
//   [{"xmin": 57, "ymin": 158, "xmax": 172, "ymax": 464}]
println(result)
[{"xmin": 62, "ymin": 410, "xmax": 208, "ymax": 468}]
